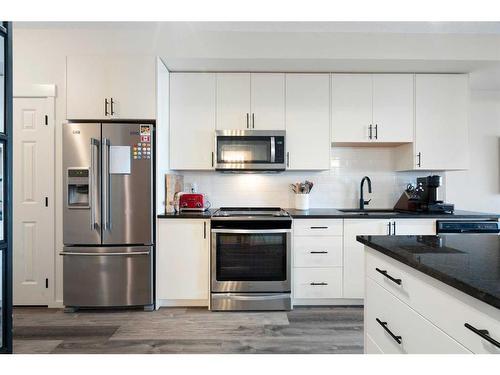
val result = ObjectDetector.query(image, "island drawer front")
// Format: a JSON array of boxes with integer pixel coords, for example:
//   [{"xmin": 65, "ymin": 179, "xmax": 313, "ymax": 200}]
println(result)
[
  {"xmin": 366, "ymin": 248, "xmax": 500, "ymax": 354},
  {"xmin": 294, "ymin": 219, "xmax": 343, "ymax": 236},
  {"xmin": 294, "ymin": 236, "xmax": 343, "ymax": 267},
  {"xmin": 294, "ymin": 268, "xmax": 343, "ymax": 299},
  {"xmin": 365, "ymin": 277, "xmax": 471, "ymax": 354},
  {"xmin": 365, "ymin": 333, "xmax": 384, "ymax": 354}
]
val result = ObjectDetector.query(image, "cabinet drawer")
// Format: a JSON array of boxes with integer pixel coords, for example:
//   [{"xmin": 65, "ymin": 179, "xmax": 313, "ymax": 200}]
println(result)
[
  {"xmin": 294, "ymin": 219, "xmax": 343, "ymax": 236},
  {"xmin": 365, "ymin": 277, "xmax": 470, "ymax": 354},
  {"xmin": 366, "ymin": 248, "xmax": 500, "ymax": 354},
  {"xmin": 294, "ymin": 268, "xmax": 342, "ymax": 299},
  {"xmin": 365, "ymin": 333, "xmax": 384, "ymax": 354},
  {"xmin": 294, "ymin": 236, "xmax": 342, "ymax": 267}
]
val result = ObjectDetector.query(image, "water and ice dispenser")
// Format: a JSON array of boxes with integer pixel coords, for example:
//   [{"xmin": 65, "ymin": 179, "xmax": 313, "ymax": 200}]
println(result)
[{"xmin": 67, "ymin": 168, "xmax": 90, "ymax": 208}]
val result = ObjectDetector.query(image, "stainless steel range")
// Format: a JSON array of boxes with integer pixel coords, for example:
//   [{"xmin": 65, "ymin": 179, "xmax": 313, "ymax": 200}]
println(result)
[{"xmin": 210, "ymin": 207, "xmax": 292, "ymax": 311}]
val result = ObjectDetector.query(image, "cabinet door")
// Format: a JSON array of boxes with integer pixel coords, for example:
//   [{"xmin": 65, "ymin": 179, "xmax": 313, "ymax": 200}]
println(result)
[
  {"xmin": 372, "ymin": 74, "xmax": 414, "ymax": 143},
  {"xmin": 394, "ymin": 219, "xmax": 436, "ymax": 235},
  {"xmin": 216, "ymin": 73, "xmax": 251, "ymax": 130},
  {"xmin": 331, "ymin": 74, "xmax": 373, "ymax": 143},
  {"xmin": 170, "ymin": 73, "xmax": 216, "ymax": 170},
  {"xmin": 343, "ymin": 219, "xmax": 391, "ymax": 298},
  {"xmin": 107, "ymin": 56, "xmax": 156, "ymax": 119},
  {"xmin": 157, "ymin": 220, "xmax": 209, "ymax": 301},
  {"xmin": 250, "ymin": 73, "xmax": 285, "ymax": 130},
  {"xmin": 286, "ymin": 74, "xmax": 330, "ymax": 170},
  {"xmin": 66, "ymin": 55, "xmax": 108, "ymax": 119},
  {"xmin": 415, "ymin": 74, "xmax": 469, "ymax": 170}
]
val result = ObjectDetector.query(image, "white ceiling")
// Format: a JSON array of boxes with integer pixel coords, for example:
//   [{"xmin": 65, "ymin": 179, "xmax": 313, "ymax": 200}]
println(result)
[{"xmin": 13, "ymin": 21, "xmax": 500, "ymax": 83}]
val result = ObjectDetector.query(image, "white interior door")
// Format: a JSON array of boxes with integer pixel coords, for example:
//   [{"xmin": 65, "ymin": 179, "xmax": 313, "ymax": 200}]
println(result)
[{"xmin": 13, "ymin": 97, "xmax": 54, "ymax": 305}]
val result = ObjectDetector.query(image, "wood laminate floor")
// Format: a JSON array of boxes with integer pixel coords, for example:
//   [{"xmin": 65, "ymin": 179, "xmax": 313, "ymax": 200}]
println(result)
[{"xmin": 13, "ymin": 306, "xmax": 363, "ymax": 354}]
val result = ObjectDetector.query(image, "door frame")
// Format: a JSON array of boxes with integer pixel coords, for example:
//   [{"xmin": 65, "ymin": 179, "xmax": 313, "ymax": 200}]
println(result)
[
  {"xmin": 13, "ymin": 84, "xmax": 56, "ymax": 307},
  {"xmin": 0, "ymin": 21, "xmax": 13, "ymax": 355}
]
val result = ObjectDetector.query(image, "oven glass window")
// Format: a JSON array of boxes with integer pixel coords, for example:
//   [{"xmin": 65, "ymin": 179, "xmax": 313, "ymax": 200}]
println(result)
[
  {"xmin": 217, "ymin": 136, "xmax": 271, "ymax": 164},
  {"xmin": 216, "ymin": 233, "xmax": 287, "ymax": 281}
]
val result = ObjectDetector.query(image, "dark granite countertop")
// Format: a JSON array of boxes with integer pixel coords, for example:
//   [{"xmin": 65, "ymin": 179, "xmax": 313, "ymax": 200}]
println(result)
[
  {"xmin": 357, "ymin": 234, "xmax": 500, "ymax": 309},
  {"xmin": 157, "ymin": 209, "xmax": 215, "ymax": 219},
  {"xmin": 285, "ymin": 208, "xmax": 500, "ymax": 219},
  {"xmin": 158, "ymin": 208, "xmax": 499, "ymax": 220}
]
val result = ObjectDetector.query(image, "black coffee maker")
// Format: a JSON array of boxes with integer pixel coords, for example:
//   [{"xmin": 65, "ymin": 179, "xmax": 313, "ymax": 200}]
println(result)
[{"xmin": 394, "ymin": 175, "xmax": 454, "ymax": 214}]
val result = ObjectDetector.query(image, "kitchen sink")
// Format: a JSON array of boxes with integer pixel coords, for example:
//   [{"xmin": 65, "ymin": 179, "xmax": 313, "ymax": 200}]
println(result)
[{"xmin": 338, "ymin": 209, "xmax": 399, "ymax": 215}]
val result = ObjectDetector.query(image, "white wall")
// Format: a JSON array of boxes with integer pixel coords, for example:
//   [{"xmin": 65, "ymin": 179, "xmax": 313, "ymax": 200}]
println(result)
[
  {"xmin": 181, "ymin": 147, "xmax": 425, "ymax": 209},
  {"xmin": 12, "ymin": 27, "xmax": 160, "ymax": 306},
  {"xmin": 445, "ymin": 90, "xmax": 500, "ymax": 213},
  {"xmin": 12, "ymin": 24, "xmax": 500, "ymax": 305},
  {"xmin": 156, "ymin": 58, "xmax": 170, "ymax": 214}
]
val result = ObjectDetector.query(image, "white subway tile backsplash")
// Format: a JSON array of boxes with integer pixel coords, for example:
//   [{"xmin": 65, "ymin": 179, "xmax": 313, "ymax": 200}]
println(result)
[{"xmin": 179, "ymin": 147, "xmax": 442, "ymax": 209}]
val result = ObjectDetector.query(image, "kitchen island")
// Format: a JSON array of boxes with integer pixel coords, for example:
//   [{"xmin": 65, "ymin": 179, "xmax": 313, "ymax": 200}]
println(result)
[{"xmin": 358, "ymin": 234, "xmax": 500, "ymax": 354}]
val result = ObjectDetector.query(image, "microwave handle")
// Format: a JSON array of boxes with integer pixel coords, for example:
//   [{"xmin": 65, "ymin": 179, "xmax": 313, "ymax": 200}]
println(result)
[{"xmin": 270, "ymin": 137, "xmax": 276, "ymax": 163}]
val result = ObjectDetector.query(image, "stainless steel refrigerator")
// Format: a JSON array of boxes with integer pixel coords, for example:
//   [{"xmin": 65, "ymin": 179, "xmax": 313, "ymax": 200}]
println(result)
[{"xmin": 62, "ymin": 122, "xmax": 154, "ymax": 310}]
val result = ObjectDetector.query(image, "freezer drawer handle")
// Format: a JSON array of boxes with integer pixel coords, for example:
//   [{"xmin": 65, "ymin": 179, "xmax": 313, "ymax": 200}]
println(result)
[
  {"xmin": 310, "ymin": 282, "xmax": 328, "ymax": 286},
  {"xmin": 60, "ymin": 251, "xmax": 150, "ymax": 256},
  {"xmin": 375, "ymin": 268, "xmax": 402, "ymax": 285},
  {"xmin": 310, "ymin": 251, "xmax": 328, "ymax": 254},
  {"xmin": 464, "ymin": 323, "xmax": 500, "ymax": 349},
  {"xmin": 376, "ymin": 318, "xmax": 402, "ymax": 344}
]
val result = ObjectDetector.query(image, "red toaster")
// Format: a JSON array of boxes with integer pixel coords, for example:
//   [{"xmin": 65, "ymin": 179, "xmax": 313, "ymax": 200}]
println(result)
[{"xmin": 179, "ymin": 193, "xmax": 207, "ymax": 211}]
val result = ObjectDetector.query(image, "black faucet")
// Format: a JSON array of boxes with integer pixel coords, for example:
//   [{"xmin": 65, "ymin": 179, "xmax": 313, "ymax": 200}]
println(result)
[{"xmin": 359, "ymin": 176, "xmax": 372, "ymax": 210}]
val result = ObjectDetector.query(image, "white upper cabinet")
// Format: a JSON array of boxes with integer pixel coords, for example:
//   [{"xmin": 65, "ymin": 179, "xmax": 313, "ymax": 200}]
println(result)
[
  {"xmin": 66, "ymin": 55, "xmax": 108, "ymax": 120},
  {"xmin": 216, "ymin": 73, "xmax": 285, "ymax": 130},
  {"xmin": 285, "ymin": 74, "xmax": 331, "ymax": 170},
  {"xmin": 331, "ymin": 74, "xmax": 373, "ymax": 143},
  {"xmin": 66, "ymin": 55, "xmax": 156, "ymax": 120},
  {"xmin": 372, "ymin": 74, "xmax": 414, "ymax": 143},
  {"xmin": 331, "ymin": 73, "xmax": 414, "ymax": 144},
  {"xmin": 107, "ymin": 56, "xmax": 156, "ymax": 120},
  {"xmin": 216, "ymin": 73, "xmax": 251, "ymax": 130},
  {"xmin": 170, "ymin": 73, "xmax": 216, "ymax": 170},
  {"xmin": 414, "ymin": 74, "xmax": 469, "ymax": 170},
  {"xmin": 250, "ymin": 73, "xmax": 285, "ymax": 130}
]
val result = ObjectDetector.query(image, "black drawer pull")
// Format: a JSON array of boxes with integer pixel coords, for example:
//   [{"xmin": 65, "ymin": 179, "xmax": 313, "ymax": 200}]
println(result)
[
  {"xmin": 464, "ymin": 323, "xmax": 500, "ymax": 349},
  {"xmin": 310, "ymin": 251, "xmax": 328, "ymax": 254},
  {"xmin": 375, "ymin": 268, "xmax": 402, "ymax": 285},
  {"xmin": 310, "ymin": 282, "xmax": 328, "ymax": 286},
  {"xmin": 376, "ymin": 318, "xmax": 402, "ymax": 344},
  {"xmin": 310, "ymin": 226, "xmax": 328, "ymax": 229}
]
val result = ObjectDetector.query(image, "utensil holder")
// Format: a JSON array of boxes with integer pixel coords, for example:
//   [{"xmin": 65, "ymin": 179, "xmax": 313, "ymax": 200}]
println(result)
[{"xmin": 295, "ymin": 193, "xmax": 310, "ymax": 210}]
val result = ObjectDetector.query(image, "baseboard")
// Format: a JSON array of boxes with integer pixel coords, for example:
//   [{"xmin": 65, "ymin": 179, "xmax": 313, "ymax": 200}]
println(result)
[
  {"xmin": 292, "ymin": 298, "xmax": 363, "ymax": 306},
  {"xmin": 157, "ymin": 299, "xmax": 209, "ymax": 307}
]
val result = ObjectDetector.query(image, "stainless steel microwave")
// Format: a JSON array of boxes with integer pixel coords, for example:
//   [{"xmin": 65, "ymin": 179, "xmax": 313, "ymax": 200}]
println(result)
[{"xmin": 215, "ymin": 130, "xmax": 286, "ymax": 172}]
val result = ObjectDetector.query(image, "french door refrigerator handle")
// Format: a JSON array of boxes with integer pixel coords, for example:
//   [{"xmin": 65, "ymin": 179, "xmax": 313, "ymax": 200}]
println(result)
[
  {"xmin": 102, "ymin": 137, "xmax": 111, "ymax": 230},
  {"xmin": 90, "ymin": 138, "xmax": 100, "ymax": 230},
  {"xmin": 60, "ymin": 251, "xmax": 150, "ymax": 256}
]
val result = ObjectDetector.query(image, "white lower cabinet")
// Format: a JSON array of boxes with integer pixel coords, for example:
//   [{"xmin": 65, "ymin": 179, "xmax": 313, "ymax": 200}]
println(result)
[
  {"xmin": 343, "ymin": 219, "xmax": 391, "ymax": 298},
  {"xmin": 393, "ymin": 219, "xmax": 436, "ymax": 235},
  {"xmin": 293, "ymin": 219, "xmax": 343, "ymax": 303},
  {"xmin": 343, "ymin": 218, "xmax": 437, "ymax": 298},
  {"xmin": 294, "ymin": 268, "xmax": 343, "ymax": 299},
  {"xmin": 366, "ymin": 247, "xmax": 500, "ymax": 354},
  {"xmin": 157, "ymin": 219, "xmax": 210, "ymax": 304},
  {"xmin": 294, "ymin": 236, "xmax": 342, "ymax": 267},
  {"xmin": 365, "ymin": 277, "xmax": 470, "ymax": 354}
]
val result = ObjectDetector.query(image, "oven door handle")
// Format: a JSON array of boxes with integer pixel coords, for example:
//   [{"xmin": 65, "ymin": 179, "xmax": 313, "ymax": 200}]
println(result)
[
  {"xmin": 220, "ymin": 294, "xmax": 290, "ymax": 301},
  {"xmin": 211, "ymin": 229, "xmax": 292, "ymax": 234}
]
